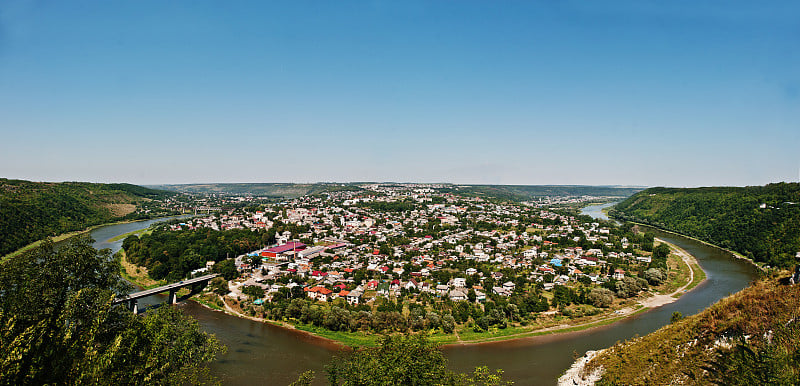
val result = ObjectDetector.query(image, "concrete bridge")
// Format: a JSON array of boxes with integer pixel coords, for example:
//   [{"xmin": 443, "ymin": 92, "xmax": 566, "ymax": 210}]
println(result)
[{"xmin": 114, "ymin": 273, "xmax": 219, "ymax": 314}]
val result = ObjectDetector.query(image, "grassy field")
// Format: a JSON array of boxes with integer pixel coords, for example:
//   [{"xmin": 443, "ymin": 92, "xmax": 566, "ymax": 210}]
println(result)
[
  {"xmin": 107, "ymin": 227, "xmax": 152, "ymax": 242},
  {"xmin": 118, "ymin": 250, "xmax": 164, "ymax": 289}
]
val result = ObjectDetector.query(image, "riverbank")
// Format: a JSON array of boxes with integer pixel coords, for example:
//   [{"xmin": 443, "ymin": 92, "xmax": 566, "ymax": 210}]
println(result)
[
  {"xmin": 2, "ymin": 214, "xmax": 189, "ymax": 261},
  {"xmin": 557, "ymin": 349, "xmax": 605, "ymax": 386},
  {"xmin": 623, "ymin": 220, "xmax": 766, "ymax": 273},
  {"xmin": 178, "ymin": 242, "xmax": 705, "ymax": 349}
]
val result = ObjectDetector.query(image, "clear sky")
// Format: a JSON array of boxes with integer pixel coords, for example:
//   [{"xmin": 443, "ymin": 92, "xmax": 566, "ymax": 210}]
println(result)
[{"xmin": 1, "ymin": 1, "xmax": 798, "ymax": 187}]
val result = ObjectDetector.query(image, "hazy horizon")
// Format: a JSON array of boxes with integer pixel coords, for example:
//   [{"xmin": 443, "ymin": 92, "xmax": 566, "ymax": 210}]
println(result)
[{"xmin": 2, "ymin": 1, "xmax": 798, "ymax": 187}]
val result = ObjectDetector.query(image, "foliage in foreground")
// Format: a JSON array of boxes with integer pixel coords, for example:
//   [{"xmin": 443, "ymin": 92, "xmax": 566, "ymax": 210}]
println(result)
[
  {"xmin": 0, "ymin": 237, "xmax": 224, "ymax": 385},
  {"xmin": 291, "ymin": 334, "xmax": 511, "ymax": 385},
  {"xmin": 586, "ymin": 274, "xmax": 800, "ymax": 385}
]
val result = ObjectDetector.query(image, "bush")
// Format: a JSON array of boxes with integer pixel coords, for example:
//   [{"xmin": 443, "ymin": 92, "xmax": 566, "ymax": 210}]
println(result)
[{"xmin": 644, "ymin": 268, "xmax": 667, "ymax": 285}]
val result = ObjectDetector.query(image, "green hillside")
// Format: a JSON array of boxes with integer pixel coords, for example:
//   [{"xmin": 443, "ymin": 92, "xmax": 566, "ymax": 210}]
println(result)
[
  {"xmin": 151, "ymin": 182, "xmax": 363, "ymax": 198},
  {"xmin": 610, "ymin": 183, "xmax": 800, "ymax": 267},
  {"xmin": 584, "ymin": 274, "xmax": 800, "ymax": 385},
  {"xmin": 0, "ymin": 178, "xmax": 176, "ymax": 256}
]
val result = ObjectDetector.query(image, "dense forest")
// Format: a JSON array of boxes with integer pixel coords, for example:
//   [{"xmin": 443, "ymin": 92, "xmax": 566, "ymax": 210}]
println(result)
[
  {"xmin": 610, "ymin": 183, "xmax": 800, "ymax": 267},
  {"xmin": 123, "ymin": 228, "xmax": 274, "ymax": 282},
  {"xmin": 0, "ymin": 178, "xmax": 177, "ymax": 256}
]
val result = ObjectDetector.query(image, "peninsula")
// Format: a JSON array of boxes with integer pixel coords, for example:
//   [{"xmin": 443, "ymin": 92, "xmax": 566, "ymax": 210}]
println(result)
[{"xmin": 119, "ymin": 183, "xmax": 702, "ymax": 346}]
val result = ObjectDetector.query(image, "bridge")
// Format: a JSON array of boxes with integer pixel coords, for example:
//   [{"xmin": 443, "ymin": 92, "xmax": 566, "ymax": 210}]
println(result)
[{"xmin": 114, "ymin": 273, "xmax": 219, "ymax": 314}]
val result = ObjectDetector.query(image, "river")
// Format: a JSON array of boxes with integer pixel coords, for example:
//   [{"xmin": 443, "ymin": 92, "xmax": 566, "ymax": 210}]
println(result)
[{"xmin": 88, "ymin": 206, "xmax": 758, "ymax": 385}]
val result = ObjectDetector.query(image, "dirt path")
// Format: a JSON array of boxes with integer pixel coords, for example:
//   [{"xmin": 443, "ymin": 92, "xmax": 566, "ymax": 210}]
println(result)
[{"xmin": 639, "ymin": 238, "xmax": 699, "ymax": 308}]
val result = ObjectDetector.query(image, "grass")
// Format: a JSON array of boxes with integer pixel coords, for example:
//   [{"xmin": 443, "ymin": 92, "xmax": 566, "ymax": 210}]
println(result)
[
  {"xmin": 118, "ymin": 250, "xmax": 164, "ymax": 289},
  {"xmin": 107, "ymin": 228, "xmax": 152, "ymax": 242},
  {"xmin": 687, "ymin": 263, "xmax": 706, "ymax": 290},
  {"xmin": 194, "ymin": 294, "xmax": 225, "ymax": 311},
  {"xmin": 660, "ymin": 250, "xmax": 692, "ymax": 295},
  {"xmin": 2, "ymin": 229, "xmax": 91, "ymax": 260},
  {"xmin": 291, "ymin": 323, "xmax": 382, "ymax": 347}
]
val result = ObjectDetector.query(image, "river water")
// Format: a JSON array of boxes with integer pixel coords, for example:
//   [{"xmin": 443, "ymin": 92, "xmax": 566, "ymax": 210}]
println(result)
[{"xmin": 88, "ymin": 205, "xmax": 758, "ymax": 385}]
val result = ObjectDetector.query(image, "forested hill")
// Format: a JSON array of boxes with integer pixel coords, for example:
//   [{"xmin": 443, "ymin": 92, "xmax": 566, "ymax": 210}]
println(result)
[
  {"xmin": 610, "ymin": 183, "xmax": 800, "ymax": 267},
  {"xmin": 0, "ymin": 178, "xmax": 176, "ymax": 256}
]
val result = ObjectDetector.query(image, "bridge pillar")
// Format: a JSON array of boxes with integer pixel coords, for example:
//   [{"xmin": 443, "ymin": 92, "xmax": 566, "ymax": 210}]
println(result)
[
  {"xmin": 131, "ymin": 300, "xmax": 139, "ymax": 314},
  {"xmin": 168, "ymin": 289, "xmax": 178, "ymax": 305}
]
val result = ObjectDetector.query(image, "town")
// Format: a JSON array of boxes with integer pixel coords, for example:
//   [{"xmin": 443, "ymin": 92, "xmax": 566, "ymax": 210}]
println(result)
[{"xmin": 121, "ymin": 184, "xmax": 678, "ymax": 340}]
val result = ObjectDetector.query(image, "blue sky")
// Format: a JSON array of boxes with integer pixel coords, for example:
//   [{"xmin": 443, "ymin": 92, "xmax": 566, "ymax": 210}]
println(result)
[{"xmin": 1, "ymin": 1, "xmax": 798, "ymax": 187}]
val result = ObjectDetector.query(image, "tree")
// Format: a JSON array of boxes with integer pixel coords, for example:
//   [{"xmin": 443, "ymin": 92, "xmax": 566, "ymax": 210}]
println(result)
[
  {"xmin": 0, "ymin": 237, "xmax": 224, "ymax": 385},
  {"xmin": 653, "ymin": 244, "xmax": 670, "ymax": 260},
  {"xmin": 644, "ymin": 268, "xmax": 667, "ymax": 285},
  {"xmin": 213, "ymin": 259, "xmax": 239, "ymax": 280},
  {"xmin": 588, "ymin": 288, "xmax": 615, "ymax": 308},
  {"xmin": 316, "ymin": 334, "xmax": 511, "ymax": 385},
  {"xmin": 209, "ymin": 277, "xmax": 230, "ymax": 296},
  {"xmin": 242, "ymin": 285, "xmax": 265, "ymax": 299}
]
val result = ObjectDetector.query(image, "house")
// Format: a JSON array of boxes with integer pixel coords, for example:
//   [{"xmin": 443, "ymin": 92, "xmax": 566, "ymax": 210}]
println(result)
[
  {"xmin": 306, "ymin": 286, "xmax": 333, "ymax": 302},
  {"xmin": 435, "ymin": 284, "xmax": 449, "ymax": 295},
  {"xmin": 346, "ymin": 289, "xmax": 363, "ymax": 305},
  {"xmin": 492, "ymin": 286, "xmax": 511, "ymax": 297},
  {"xmin": 449, "ymin": 288, "xmax": 468, "ymax": 301},
  {"xmin": 405, "ymin": 279, "xmax": 420, "ymax": 290},
  {"xmin": 465, "ymin": 267, "xmax": 478, "ymax": 276},
  {"xmin": 452, "ymin": 277, "xmax": 467, "ymax": 288},
  {"xmin": 502, "ymin": 281, "xmax": 516, "ymax": 292},
  {"xmin": 474, "ymin": 289, "xmax": 486, "ymax": 303},
  {"xmin": 613, "ymin": 269, "xmax": 625, "ymax": 280}
]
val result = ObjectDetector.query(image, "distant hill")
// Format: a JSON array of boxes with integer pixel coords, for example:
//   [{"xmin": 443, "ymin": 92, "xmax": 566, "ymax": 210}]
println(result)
[
  {"xmin": 610, "ymin": 183, "xmax": 800, "ymax": 267},
  {"xmin": 0, "ymin": 178, "xmax": 175, "ymax": 256},
  {"xmin": 445, "ymin": 185, "xmax": 645, "ymax": 201},
  {"xmin": 152, "ymin": 183, "xmax": 643, "ymax": 202},
  {"xmin": 580, "ymin": 274, "xmax": 800, "ymax": 384},
  {"xmin": 150, "ymin": 183, "xmax": 363, "ymax": 198}
]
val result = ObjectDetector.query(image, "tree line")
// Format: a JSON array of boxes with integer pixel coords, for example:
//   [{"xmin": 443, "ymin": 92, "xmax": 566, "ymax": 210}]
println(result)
[{"xmin": 611, "ymin": 183, "xmax": 800, "ymax": 267}]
